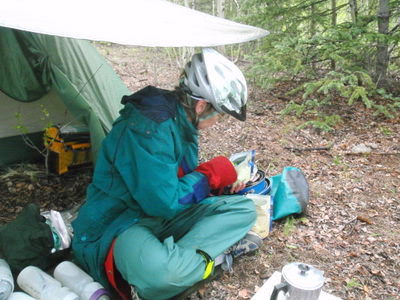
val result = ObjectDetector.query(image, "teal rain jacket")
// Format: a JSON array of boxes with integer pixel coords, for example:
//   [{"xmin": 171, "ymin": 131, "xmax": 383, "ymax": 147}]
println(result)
[{"xmin": 72, "ymin": 86, "xmax": 212, "ymax": 286}]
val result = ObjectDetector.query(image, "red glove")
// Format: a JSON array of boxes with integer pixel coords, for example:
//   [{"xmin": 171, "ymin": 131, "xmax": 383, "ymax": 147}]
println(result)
[{"xmin": 195, "ymin": 156, "xmax": 237, "ymax": 190}]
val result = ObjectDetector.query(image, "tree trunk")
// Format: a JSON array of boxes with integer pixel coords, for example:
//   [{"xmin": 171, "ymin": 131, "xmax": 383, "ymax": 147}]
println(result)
[
  {"xmin": 216, "ymin": 0, "xmax": 225, "ymax": 52},
  {"xmin": 375, "ymin": 0, "xmax": 390, "ymax": 88},
  {"xmin": 349, "ymin": 0, "xmax": 358, "ymax": 23},
  {"xmin": 216, "ymin": 0, "xmax": 225, "ymax": 18},
  {"xmin": 310, "ymin": 3, "xmax": 316, "ymax": 37},
  {"xmin": 331, "ymin": 0, "xmax": 337, "ymax": 26},
  {"xmin": 331, "ymin": 0, "xmax": 337, "ymax": 70}
]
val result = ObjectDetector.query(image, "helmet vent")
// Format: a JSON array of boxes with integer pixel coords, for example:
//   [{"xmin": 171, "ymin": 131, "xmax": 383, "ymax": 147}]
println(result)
[{"xmin": 194, "ymin": 76, "xmax": 200, "ymax": 87}]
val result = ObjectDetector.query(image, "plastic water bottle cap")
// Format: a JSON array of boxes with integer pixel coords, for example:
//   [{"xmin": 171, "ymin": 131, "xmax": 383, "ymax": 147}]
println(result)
[
  {"xmin": 90, "ymin": 289, "xmax": 111, "ymax": 300},
  {"xmin": 82, "ymin": 282, "xmax": 110, "ymax": 300}
]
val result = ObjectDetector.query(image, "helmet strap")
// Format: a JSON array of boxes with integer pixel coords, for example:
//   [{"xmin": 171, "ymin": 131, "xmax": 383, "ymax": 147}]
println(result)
[
  {"xmin": 180, "ymin": 93, "xmax": 200, "ymax": 127},
  {"xmin": 199, "ymin": 110, "xmax": 219, "ymax": 122}
]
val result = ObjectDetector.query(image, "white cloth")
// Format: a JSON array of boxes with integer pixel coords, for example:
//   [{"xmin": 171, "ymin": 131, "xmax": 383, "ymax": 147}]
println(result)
[{"xmin": 0, "ymin": 0, "xmax": 269, "ymax": 47}]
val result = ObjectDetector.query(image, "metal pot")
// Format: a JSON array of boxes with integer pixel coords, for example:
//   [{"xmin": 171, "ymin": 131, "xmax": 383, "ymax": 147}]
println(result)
[
  {"xmin": 270, "ymin": 262, "xmax": 324, "ymax": 300},
  {"xmin": 237, "ymin": 170, "xmax": 271, "ymax": 195}
]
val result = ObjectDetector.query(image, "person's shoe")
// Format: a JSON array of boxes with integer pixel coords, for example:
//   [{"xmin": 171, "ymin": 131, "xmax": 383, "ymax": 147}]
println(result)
[
  {"xmin": 226, "ymin": 231, "xmax": 263, "ymax": 258},
  {"xmin": 131, "ymin": 286, "xmax": 141, "ymax": 300},
  {"xmin": 215, "ymin": 231, "xmax": 263, "ymax": 272}
]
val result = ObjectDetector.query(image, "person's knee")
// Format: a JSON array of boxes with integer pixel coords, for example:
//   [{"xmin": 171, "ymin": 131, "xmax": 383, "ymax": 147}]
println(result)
[
  {"xmin": 118, "ymin": 242, "xmax": 192, "ymax": 296},
  {"xmin": 133, "ymin": 255, "xmax": 192, "ymax": 299},
  {"xmin": 220, "ymin": 195, "xmax": 257, "ymax": 224}
]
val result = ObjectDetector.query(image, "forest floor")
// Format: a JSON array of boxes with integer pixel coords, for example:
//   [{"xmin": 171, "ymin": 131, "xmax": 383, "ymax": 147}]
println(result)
[{"xmin": 1, "ymin": 44, "xmax": 399, "ymax": 300}]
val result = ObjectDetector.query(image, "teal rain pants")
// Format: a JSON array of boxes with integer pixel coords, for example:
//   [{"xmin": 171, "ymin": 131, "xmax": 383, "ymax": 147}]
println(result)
[{"xmin": 113, "ymin": 195, "xmax": 257, "ymax": 300}]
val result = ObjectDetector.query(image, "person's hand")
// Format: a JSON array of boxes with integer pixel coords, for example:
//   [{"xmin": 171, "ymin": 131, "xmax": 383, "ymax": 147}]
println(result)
[{"xmin": 229, "ymin": 181, "xmax": 246, "ymax": 194}]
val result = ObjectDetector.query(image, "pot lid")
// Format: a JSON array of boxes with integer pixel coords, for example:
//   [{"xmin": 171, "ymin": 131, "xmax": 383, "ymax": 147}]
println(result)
[{"xmin": 282, "ymin": 262, "xmax": 324, "ymax": 290}]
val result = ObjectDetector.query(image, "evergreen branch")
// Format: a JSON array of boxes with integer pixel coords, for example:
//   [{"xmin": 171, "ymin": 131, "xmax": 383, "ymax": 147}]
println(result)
[
  {"xmin": 292, "ymin": 0, "xmax": 330, "ymax": 11},
  {"xmin": 291, "ymin": 3, "xmax": 352, "ymax": 27},
  {"xmin": 389, "ymin": 44, "xmax": 398, "ymax": 55},
  {"xmin": 317, "ymin": 3, "xmax": 348, "ymax": 18},
  {"xmin": 389, "ymin": 22, "xmax": 400, "ymax": 34}
]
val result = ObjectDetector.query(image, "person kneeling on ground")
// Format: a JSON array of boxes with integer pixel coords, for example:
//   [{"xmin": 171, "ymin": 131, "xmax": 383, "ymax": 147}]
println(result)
[{"xmin": 72, "ymin": 48, "xmax": 262, "ymax": 300}]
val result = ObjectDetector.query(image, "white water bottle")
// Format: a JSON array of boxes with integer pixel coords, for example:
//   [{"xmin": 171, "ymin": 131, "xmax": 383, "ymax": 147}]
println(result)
[
  {"xmin": 17, "ymin": 266, "xmax": 79, "ymax": 300},
  {"xmin": 8, "ymin": 292, "xmax": 36, "ymax": 300},
  {"xmin": 0, "ymin": 259, "xmax": 14, "ymax": 300},
  {"xmin": 54, "ymin": 261, "xmax": 111, "ymax": 300}
]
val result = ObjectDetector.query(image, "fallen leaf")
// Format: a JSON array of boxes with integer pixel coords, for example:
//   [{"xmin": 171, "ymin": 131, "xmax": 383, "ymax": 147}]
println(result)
[
  {"xmin": 357, "ymin": 215, "xmax": 374, "ymax": 224},
  {"xmin": 238, "ymin": 289, "xmax": 250, "ymax": 299}
]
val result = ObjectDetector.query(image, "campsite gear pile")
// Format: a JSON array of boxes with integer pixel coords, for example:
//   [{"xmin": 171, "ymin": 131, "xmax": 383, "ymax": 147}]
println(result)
[
  {"xmin": 0, "ymin": 261, "xmax": 111, "ymax": 300},
  {"xmin": 229, "ymin": 150, "xmax": 309, "ymax": 222},
  {"xmin": 270, "ymin": 262, "xmax": 325, "ymax": 300},
  {"xmin": 0, "ymin": 204, "xmax": 62, "ymax": 274},
  {"xmin": 44, "ymin": 126, "xmax": 92, "ymax": 175},
  {"xmin": 0, "ymin": 204, "xmax": 74, "ymax": 274},
  {"xmin": 17, "ymin": 266, "xmax": 79, "ymax": 300}
]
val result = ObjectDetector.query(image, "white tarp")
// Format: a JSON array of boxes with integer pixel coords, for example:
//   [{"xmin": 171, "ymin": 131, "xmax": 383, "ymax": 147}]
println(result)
[{"xmin": 0, "ymin": 0, "xmax": 268, "ymax": 47}]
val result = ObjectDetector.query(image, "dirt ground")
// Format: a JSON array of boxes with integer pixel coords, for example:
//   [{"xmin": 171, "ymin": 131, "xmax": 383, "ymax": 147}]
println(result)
[{"xmin": 1, "ymin": 44, "xmax": 399, "ymax": 300}]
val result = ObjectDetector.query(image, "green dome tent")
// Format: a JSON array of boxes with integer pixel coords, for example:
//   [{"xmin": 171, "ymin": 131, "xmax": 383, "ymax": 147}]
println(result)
[{"xmin": 0, "ymin": 28, "xmax": 130, "ymax": 166}]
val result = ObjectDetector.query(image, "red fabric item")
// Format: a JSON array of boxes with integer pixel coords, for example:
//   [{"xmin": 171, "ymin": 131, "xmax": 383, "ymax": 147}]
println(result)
[
  {"xmin": 177, "ymin": 166, "xmax": 185, "ymax": 178},
  {"xmin": 195, "ymin": 156, "xmax": 237, "ymax": 189},
  {"xmin": 104, "ymin": 240, "xmax": 131, "ymax": 300}
]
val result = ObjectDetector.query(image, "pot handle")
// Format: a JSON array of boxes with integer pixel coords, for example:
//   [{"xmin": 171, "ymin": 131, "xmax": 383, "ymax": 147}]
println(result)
[{"xmin": 270, "ymin": 282, "xmax": 288, "ymax": 300}]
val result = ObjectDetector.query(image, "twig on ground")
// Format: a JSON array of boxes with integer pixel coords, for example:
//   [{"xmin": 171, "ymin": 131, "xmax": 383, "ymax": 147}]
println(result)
[
  {"xmin": 284, "ymin": 146, "xmax": 332, "ymax": 152},
  {"xmin": 344, "ymin": 152, "xmax": 400, "ymax": 156},
  {"xmin": 344, "ymin": 152, "xmax": 400, "ymax": 155}
]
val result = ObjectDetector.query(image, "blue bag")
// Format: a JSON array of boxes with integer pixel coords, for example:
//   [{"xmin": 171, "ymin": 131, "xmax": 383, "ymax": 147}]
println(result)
[{"xmin": 269, "ymin": 167, "xmax": 309, "ymax": 220}]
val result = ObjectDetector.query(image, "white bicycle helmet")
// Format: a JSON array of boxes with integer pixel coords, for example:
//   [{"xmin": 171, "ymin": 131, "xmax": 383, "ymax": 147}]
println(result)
[{"xmin": 181, "ymin": 48, "xmax": 248, "ymax": 121}]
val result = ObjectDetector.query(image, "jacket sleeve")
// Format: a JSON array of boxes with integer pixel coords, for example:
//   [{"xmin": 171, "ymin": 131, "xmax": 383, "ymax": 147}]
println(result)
[
  {"xmin": 195, "ymin": 156, "xmax": 237, "ymax": 190},
  {"xmin": 112, "ymin": 121, "xmax": 212, "ymax": 219}
]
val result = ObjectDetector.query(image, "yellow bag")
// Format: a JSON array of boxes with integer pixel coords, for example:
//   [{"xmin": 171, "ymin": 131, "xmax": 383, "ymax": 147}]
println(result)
[{"xmin": 246, "ymin": 194, "xmax": 272, "ymax": 239}]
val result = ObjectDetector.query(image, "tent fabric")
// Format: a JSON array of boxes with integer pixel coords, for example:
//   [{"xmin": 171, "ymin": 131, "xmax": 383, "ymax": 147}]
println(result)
[
  {"xmin": 0, "ymin": 89, "xmax": 73, "ymax": 139},
  {"xmin": 0, "ymin": 28, "xmax": 50, "ymax": 102},
  {"xmin": 0, "ymin": 0, "xmax": 268, "ymax": 47},
  {"xmin": 0, "ymin": 28, "xmax": 131, "ymax": 163}
]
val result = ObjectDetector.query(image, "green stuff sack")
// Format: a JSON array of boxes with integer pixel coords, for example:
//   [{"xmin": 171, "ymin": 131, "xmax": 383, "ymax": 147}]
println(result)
[
  {"xmin": 0, "ymin": 203, "xmax": 67, "ymax": 273},
  {"xmin": 269, "ymin": 167, "xmax": 309, "ymax": 220}
]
